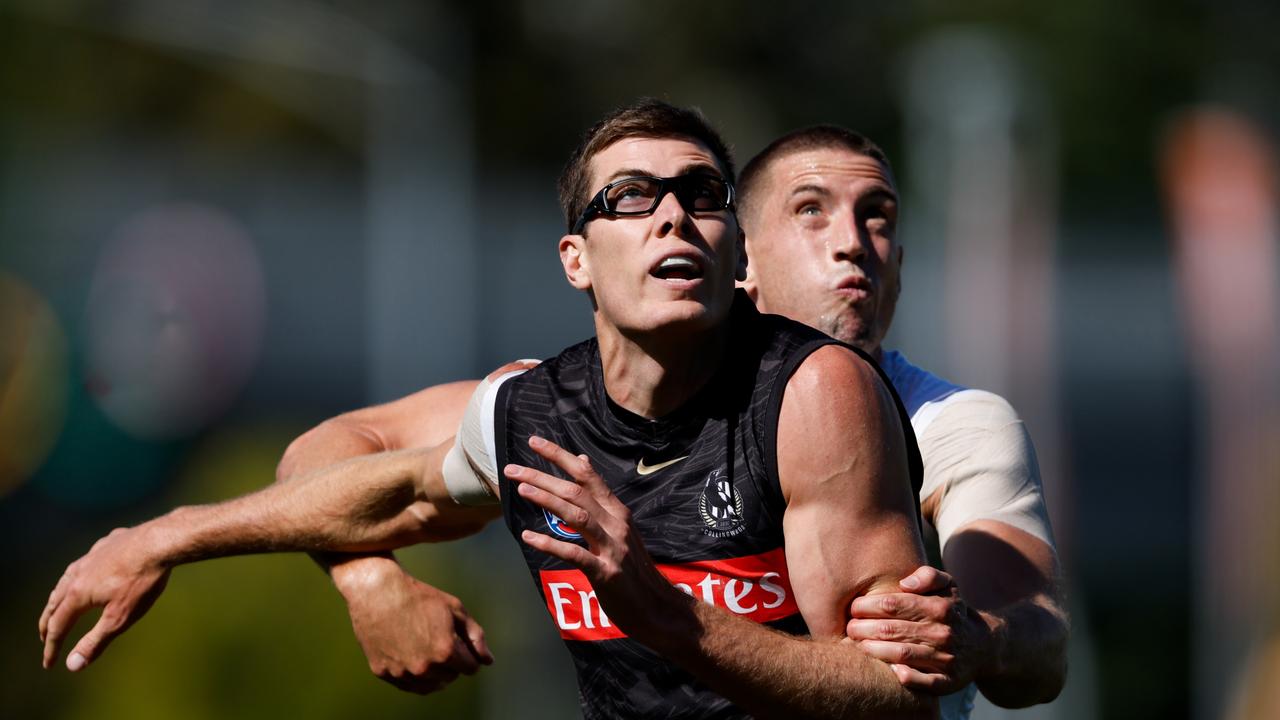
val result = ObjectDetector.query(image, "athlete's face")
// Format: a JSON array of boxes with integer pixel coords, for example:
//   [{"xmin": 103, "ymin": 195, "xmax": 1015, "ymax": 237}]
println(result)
[
  {"xmin": 559, "ymin": 136, "xmax": 744, "ymax": 336},
  {"xmin": 742, "ymin": 147, "xmax": 902, "ymax": 353}
]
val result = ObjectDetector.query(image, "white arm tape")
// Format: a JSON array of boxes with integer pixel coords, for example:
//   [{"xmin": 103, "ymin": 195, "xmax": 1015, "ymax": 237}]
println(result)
[
  {"xmin": 916, "ymin": 390, "xmax": 1056, "ymax": 552},
  {"xmin": 441, "ymin": 364, "xmax": 534, "ymax": 505}
]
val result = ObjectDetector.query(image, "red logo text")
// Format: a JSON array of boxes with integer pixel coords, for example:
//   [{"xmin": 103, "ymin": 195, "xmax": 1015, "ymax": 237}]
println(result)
[{"xmin": 538, "ymin": 547, "xmax": 798, "ymax": 641}]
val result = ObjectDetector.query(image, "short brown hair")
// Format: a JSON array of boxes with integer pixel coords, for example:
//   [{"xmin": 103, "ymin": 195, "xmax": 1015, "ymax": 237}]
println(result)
[
  {"xmin": 557, "ymin": 98, "xmax": 736, "ymax": 233},
  {"xmin": 738, "ymin": 125, "xmax": 892, "ymax": 226}
]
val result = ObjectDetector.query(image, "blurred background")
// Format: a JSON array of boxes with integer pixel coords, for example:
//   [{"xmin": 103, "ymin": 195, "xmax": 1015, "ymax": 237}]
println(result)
[{"xmin": 2, "ymin": 1, "xmax": 1278, "ymax": 718}]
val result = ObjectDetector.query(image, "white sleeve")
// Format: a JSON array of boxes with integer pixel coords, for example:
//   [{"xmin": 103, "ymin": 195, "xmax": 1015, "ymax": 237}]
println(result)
[
  {"xmin": 440, "ymin": 365, "xmax": 532, "ymax": 505},
  {"xmin": 916, "ymin": 390, "xmax": 1056, "ymax": 552}
]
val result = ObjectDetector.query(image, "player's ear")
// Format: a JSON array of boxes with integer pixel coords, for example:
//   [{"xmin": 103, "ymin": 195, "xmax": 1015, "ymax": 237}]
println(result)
[
  {"xmin": 560, "ymin": 234, "xmax": 592, "ymax": 291},
  {"xmin": 891, "ymin": 245, "xmax": 904, "ymax": 301},
  {"xmin": 738, "ymin": 230, "xmax": 758, "ymax": 300}
]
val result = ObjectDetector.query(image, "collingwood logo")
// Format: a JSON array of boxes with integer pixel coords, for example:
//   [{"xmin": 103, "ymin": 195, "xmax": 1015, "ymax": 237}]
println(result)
[{"xmin": 699, "ymin": 467, "xmax": 745, "ymax": 537}]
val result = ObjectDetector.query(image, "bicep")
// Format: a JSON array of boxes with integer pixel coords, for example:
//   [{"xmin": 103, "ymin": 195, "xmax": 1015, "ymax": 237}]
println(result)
[
  {"xmin": 778, "ymin": 346, "xmax": 926, "ymax": 638},
  {"xmin": 343, "ymin": 380, "xmax": 481, "ymax": 451},
  {"xmin": 276, "ymin": 381, "xmax": 479, "ymax": 483}
]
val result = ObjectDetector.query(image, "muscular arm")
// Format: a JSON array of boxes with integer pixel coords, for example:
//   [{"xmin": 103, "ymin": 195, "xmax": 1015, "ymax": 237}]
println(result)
[
  {"xmin": 672, "ymin": 346, "xmax": 933, "ymax": 717},
  {"xmin": 514, "ymin": 346, "xmax": 936, "ymax": 718}
]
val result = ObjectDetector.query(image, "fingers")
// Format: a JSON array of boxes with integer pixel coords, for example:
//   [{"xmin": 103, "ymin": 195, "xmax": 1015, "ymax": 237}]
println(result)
[
  {"xmin": 458, "ymin": 612, "xmax": 494, "ymax": 665},
  {"xmin": 527, "ymin": 436, "xmax": 596, "ymax": 484},
  {"xmin": 898, "ymin": 565, "xmax": 955, "ymax": 594},
  {"xmin": 384, "ymin": 668, "xmax": 458, "ymax": 695},
  {"xmin": 849, "ymin": 592, "xmax": 950, "ymax": 622},
  {"xmin": 859, "ymin": 639, "xmax": 955, "ymax": 674},
  {"xmin": 39, "ymin": 589, "xmax": 60, "ymax": 645},
  {"xmin": 509, "ymin": 462, "xmax": 619, "ymax": 549},
  {"xmin": 525, "ymin": 437, "xmax": 618, "ymax": 507},
  {"xmin": 445, "ymin": 634, "xmax": 481, "ymax": 675},
  {"xmin": 40, "ymin": 570, "xmax": 76, "ymax": 644},
  {"xmin": 41, "ymin": 593, "xmax": 89, "ymax": 670},
  {"xmin": 514, "ymin": 479, "xmax": 594, "ymax": 537},
  {"xmin": 846, "ymin": 618, "xmax": 952, "ymax": 649},
  {"xmin": 520, "ymin": 529, "xmax": 599, "ymax": 571}
]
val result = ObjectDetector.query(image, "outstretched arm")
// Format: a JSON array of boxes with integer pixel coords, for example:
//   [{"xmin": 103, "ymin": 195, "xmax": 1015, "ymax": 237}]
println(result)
[
  {"xmin": 39, "ymin": 433, "xmax": 498, "ymax": 673},
  {"xmin": 511, "ymin": 346, "xmax": 937, "ymax": 718}
]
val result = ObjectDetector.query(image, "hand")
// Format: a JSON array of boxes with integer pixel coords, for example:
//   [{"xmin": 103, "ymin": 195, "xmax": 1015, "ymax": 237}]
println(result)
[
  {"xmin": 507, "ymin": 435, "xmax": 676, "ymax": 641},
  {"xmin": 334, "ymin": 557, "xmax": 493, "ymax": 694},
  {"xmin": 39, "ymin": 526, "xmax": 172, "ymax": 671},
  {"xmin": 845, "ymin": 565, "xmax": 993, "ymax": 695}
]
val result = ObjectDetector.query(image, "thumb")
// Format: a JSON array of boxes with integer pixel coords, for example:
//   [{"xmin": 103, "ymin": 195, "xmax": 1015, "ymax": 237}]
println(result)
[
  {"xmin": 66, "ymin": 608, "xmax": 125, "ymax": 672},
  {"xmin": 899, "ymin": 565, "xmax": 951, "ymax": 594},
  {"xmin": 458, "ymin": 611, "xmax": 493, "ymax": 665}
]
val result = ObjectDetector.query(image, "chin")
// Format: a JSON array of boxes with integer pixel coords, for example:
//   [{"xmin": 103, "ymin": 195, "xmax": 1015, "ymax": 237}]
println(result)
[
  {"xmin": 817, "ymin": 311, "xmax": 874, "ymax": 348},
  {"xmin": 644, "ymin": 296, "xmax": 728, "ymax": 334}
]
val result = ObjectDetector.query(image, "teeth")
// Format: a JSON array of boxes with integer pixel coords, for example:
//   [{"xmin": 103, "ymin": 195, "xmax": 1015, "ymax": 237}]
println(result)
[{"xmin": 659, "ymin": 257, "xmax": 697, "ymax": 270}]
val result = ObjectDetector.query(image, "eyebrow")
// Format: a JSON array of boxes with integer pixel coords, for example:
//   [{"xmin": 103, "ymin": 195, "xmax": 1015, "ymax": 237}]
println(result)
[
  {"xmin": 602, "ymin": 168, "xmax": 651, "ymax": 185},
  {"xmin": 789, "ymin": 184, "xmax": 900, "ymax": 204},
  {"xmin": 600, "ymin": 162, "xmax": 724, "ymax": 187},
  {"xmin": 860, "ymin": 187, "xmax": 900, "ymax": 205},
  {"xmin": 789, "ymin": 184, "xmax": 833, "ymax": 199}
]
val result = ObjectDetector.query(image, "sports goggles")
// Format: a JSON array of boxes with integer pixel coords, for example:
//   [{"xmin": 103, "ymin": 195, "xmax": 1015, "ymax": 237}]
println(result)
[{"xmin": 572, "ymin": 173, "xmax": 735, "ymax": 235}]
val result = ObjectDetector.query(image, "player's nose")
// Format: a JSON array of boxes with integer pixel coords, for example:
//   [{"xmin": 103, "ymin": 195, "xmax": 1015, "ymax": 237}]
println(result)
[
  {"xmin": 654, "ymin": 189, "xmax": 693, "ymax": 238},
  {"xmin": 829, "ymin": 211, "xmax": 867, "ymax": 263}
]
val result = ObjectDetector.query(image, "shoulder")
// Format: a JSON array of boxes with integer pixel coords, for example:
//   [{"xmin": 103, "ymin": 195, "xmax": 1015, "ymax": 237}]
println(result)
[
  {"xmin": 485, "ymin": 359, "xmax": 542, "ymax": 383},
  {"xmin": 776, "ymin": 345, "xmax": 914, "ymax": 512},
  {"xmin": 502, "ymin": 338, "xmax": 595, "ymax": 387},
  {"xmin": 781, "ymin": 345, "xmax": 899, "ymax": 440},
  {"xmin": 915, "ymin": 389, "xmax": 1027, "ymax": 483},
  {"xmin": 788, "ymin": 344, "xmax": 882, "ymax": 397},
  {"xmin": 922, "ymin": 389, "xmax": 1022, "ymax": 440}
]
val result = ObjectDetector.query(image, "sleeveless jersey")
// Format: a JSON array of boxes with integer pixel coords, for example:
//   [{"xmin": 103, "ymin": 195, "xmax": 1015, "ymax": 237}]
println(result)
[{"xmin": 495, "ymin": 294, "xmax": 923, "ymax": 719}]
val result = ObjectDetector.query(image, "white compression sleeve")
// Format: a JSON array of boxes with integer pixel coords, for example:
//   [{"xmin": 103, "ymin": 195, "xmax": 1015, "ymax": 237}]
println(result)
[
  {"xmin": 917, "ymin": 390, "xmax": 1056, "ymax": 552},
  {"xmin": 441, "ymin": 363, "xmax": 534, "ymax": 505}
]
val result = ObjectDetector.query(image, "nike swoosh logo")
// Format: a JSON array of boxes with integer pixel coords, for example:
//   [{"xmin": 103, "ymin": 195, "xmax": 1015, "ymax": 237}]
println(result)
[{"xmin": 636, "ymin": 455, "xmax": 689, "ymax": 476}]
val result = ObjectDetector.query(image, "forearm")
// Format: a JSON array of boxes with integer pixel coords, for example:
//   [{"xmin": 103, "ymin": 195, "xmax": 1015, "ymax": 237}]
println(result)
[
  {"xmin": 277, "ymin": 418, "xmax": 409, "ymax": 589},
  {"xmin": 651, "ymin": 590, "xmax": 937, "ymax": 719},
  {"xmin": 148, "ymin": 448, "xmax": 436, "ymax": 568},
  {"xmin": 976, "ymin": 593, "xmax": 1069, "ymax": 707}
]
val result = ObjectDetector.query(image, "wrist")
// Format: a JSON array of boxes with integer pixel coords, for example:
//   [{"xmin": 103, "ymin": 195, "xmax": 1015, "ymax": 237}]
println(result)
[
  {"xmin": 144, "ymin": 507, "xmax": 199, "ymax": 568},
  {"xmin": 328, "ymin": 553, "xmax": 403, "ymax": 599},
  {"xmin": 634, "ymin": 583, "xmax": 702, "ymax": 658},
  {"xmin": 975, "ymin": 608, "xmax": 1007, "ymax": 682}
]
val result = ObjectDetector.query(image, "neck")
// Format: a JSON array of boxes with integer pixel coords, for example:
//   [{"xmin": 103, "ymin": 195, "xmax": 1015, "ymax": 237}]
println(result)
[{"xmin": 595, "ymin": 319, "xmax": 728, "ymax": 419}]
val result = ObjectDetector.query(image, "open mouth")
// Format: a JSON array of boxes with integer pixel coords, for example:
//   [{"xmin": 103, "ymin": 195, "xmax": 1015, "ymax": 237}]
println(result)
[{"xmin": 651, "ymin": 255, "xmax": 705, "ymax": 282}]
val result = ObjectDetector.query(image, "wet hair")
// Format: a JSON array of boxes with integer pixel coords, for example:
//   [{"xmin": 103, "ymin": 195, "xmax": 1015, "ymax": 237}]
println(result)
[{"xmin": 557, "ymin": 98, "xmax": 736, "ymax": 233}]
